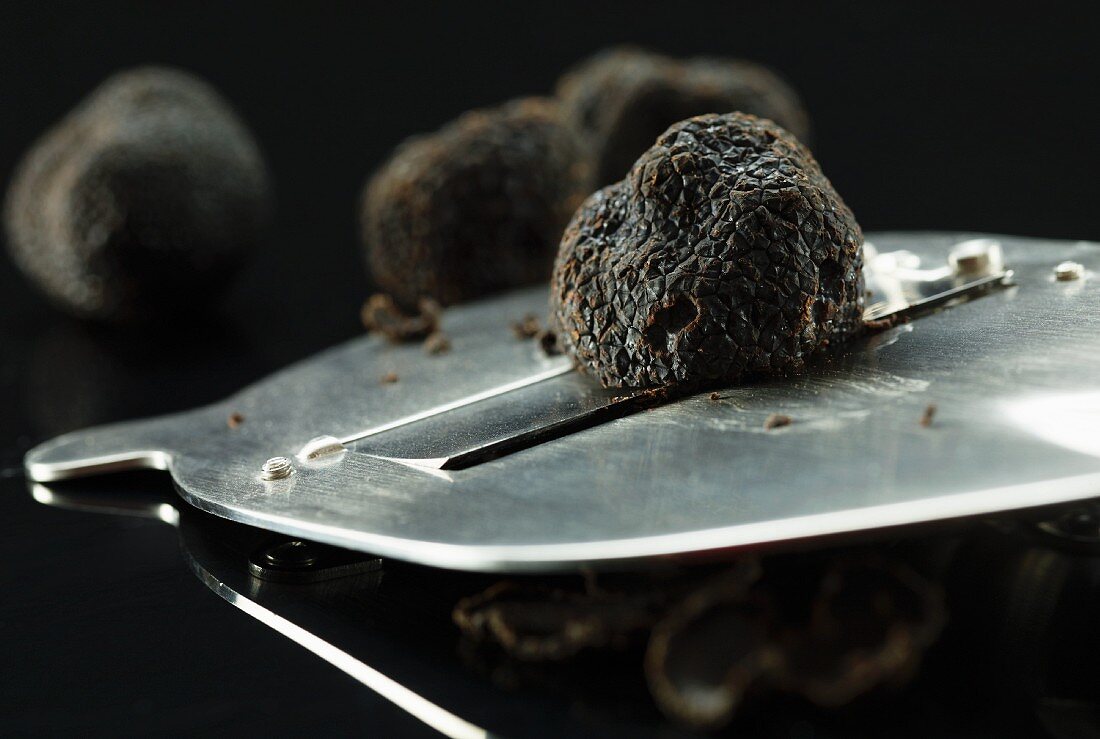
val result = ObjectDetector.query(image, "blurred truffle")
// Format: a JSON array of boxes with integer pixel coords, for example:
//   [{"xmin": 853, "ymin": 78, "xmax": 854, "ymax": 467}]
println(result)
[
  {"xmin": 361, "ymin": 98, "xmax": 591, "ymax": 308},
  {"xmin": 3, "ymin": 67, "xmax": 272, "ymax": 323},
  {"xmin": 557, "ymin": 47, "xmax": 810, "ymax": 185},
  {"xmin": 550, "ymin": 113, "xmax": 864, "ymax": 389}
]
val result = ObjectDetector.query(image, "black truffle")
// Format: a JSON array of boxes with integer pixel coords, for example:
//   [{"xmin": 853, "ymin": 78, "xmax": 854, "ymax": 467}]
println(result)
[
  {"xmin": 361, "ymin": 98, "xmax": 591, "ymax": 308},
  {"xmin": 557, "ymin": 48, "xmax": 810, "ymax": 185},
  {"xmin": 550, "ymin": 113, "xmax": 864, "ymax": 389},
  {"xmin": 3, "ymin": 67, "xmax": 272, "ymax": 322}
]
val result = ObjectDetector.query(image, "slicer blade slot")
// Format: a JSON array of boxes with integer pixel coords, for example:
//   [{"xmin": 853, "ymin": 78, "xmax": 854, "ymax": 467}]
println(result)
[
  {"xmin": 864, "ymin": 270, "xmax": 1013, "ymax": 323},
  {"xmin": 863, "ymin": 241, "xmax": 1012, "ymax": 322},
  {"xmin": 337, "ymin": 362, "xmax": 574, "ymax": 446},
  {"xmin": 351, "ymin": 372, "xmax": 652, "ymax": 470}
]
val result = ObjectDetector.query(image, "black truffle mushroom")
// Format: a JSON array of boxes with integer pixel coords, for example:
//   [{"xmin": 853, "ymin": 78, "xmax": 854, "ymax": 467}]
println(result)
[
  {"xmin": 550, "ymin": 113, "xmax": 864, "ymax": 389},
  {"xmin": 557, "ymin": 48, "xmax": 810, "ymax": 185},
  {"xmin": 362, "ymin": 98, "xmax": 591, "ymax": 308},
  {"xmin": 3, "ymin": 67, "xmax": 272, "ymax": 322}
]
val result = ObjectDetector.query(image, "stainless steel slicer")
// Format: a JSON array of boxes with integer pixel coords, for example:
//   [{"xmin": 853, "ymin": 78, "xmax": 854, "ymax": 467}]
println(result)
[{"xmin": 25, "ymin": 232, "xmax": 1100, "ymax": 571}]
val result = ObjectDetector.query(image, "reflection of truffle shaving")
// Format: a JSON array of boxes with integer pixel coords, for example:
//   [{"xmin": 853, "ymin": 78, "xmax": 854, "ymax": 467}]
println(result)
[
  {"xmin": 453, "ymin": 580, "xmax": 668, "ymax": 661},
  {"xmin": 644, "ymin": 562, "xmax": 767, "ymax": 728},
  {"xmin": 645, "ymin": 556, "xmax": 945, "ymax": 728},
  {"xmin": 453, "ymin": 553, "xmax": 945, "ymax": 731},
  {"xmin": 767, "ymin": 557, "xmax": 946, "ymax": 707},
  {"xmin": 3, "ymin": 67, "xmax": 272, "ymax": 323},
  {"xmin": 362, "ymin": 98, "xmax": 591, "ymax": 307},
  {"xmin": 551, "ymin": 112, "xmax": 864, "ymax": 389},
  {"xmin": 557, "ymin": 47, "xmax": 810, "ymax": 185}
]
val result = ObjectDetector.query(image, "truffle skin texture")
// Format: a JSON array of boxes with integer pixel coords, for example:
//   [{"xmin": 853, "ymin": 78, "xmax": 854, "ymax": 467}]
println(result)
[
  {"xmin": 3, "ymin": 67, "xmax": 272, "ymax": 322},
  {"xmin": 362, "ymin": 98, "xmax": 590, "ymax": 308},
  {"xmin": 557, "ymin": 48, "xmax": 811, "ymax": 185},
  {"xmin": 550, "ymin": 113, "xmax": 864, "ymax": 389}
]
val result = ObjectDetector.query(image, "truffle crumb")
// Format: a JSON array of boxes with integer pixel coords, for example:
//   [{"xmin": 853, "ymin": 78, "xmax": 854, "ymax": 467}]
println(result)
[
  {"xmin": 380, "ymin": 372, "xmax": 399, "ymax": 384},
  {"xmin": 920, "ymin": 403, "xmax": 937, "ymax": 427},
  {"xmin": 424, "ymin": 331, "xmax": 452, "ymax": 355},
  {"xmin": 550, "ymin": 113, "xmax": 864, "ymax": 390},
  {"xmin": 537, "ymin": 329, "xmax": 562, "ymax": 356},
  {"xmin": 511, "ymin": 314, "xmax": 542, "ymax": 340},
  {"xmin": 764, "ymin": 413, "xmax": 792, "ymax": 430},
  {"xmin": 454, "ymin": 578, "xmax": 673, "ymax": 662},
  {"xmin": 361, "ymin": 293, "xmax": 441, "ymax": 343},
  {"xmin": 864, "ymin": 315, "xmax": 904, "ymax": 333},
  {"xmin": 227, "ymin": 412, "xmax": 244, "ymax": 429}
]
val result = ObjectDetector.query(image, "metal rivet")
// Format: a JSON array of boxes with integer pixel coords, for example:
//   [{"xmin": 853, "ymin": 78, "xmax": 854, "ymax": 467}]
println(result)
[
  {"xmin": 1054, "ymin": 261, "xmax": 1084, "ymax": 281},
  {"xmin": 260, "ymin": 456, "xmax": 294, "ymax": 480}
]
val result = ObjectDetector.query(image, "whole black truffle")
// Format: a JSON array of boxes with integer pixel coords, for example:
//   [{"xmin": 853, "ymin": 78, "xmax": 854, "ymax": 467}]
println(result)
[
  {"xmin": 557, "ymin": 47, "xmax": 811, "ymax": 185},
  {"xmin": 550, "ymin": 113, "xmax": 864, "ymax": 389},
  {"xmin": 362, "ymin": 98, "xmax": 591, "ymax": 308},
  {"xmin": 3, "ymin": 67, "xmax": 272, "ymax": 322}
]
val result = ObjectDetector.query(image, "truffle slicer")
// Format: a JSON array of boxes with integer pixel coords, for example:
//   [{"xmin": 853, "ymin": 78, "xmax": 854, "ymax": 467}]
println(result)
[{"xmin": 26, "ymin": 233, "xmax": 1100, "ymax": 572}]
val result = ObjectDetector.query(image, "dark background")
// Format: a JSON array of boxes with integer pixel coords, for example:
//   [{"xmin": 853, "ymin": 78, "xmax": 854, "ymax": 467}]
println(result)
[
  {"xmin": 1, "ymin": 3, "xmax": 1098, "ymax": 735},
  {"xmin": 2, "ymin": 1, "xmax": 1099, "ymax": 372}
]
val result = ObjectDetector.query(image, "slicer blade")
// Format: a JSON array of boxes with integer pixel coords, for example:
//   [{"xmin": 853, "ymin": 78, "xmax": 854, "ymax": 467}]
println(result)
[{"xmin": 25, "ymin": 233, "xmax": 1100, "ymax": 572}]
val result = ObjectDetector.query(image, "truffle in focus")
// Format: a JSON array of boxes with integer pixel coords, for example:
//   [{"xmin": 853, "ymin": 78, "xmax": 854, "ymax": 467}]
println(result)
[
  {"xmin": 361, "ymin": 98, "xmax": 591, "ymax": 308},
  {"xmin": 550, "ymin": 113, "xmax": 864, "ymax": 389},
  {"xmin": 557, "ymin": 48, "xmax": 810, "ymax": 185},
  {"xmin": 3, "ymin": 67, "xmax": 272, "ymax": 322}
]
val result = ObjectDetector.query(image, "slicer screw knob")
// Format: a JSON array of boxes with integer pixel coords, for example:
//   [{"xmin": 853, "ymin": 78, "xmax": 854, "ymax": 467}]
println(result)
[
  {"xmin": 949, "ymin": 238, "xmax": 1003, "ymax": 277},
  {"xmin": 262, "ymin": 540, "xmax": 318, "ymax": 569},
  {"xmin": 1035, "ymin": 502, "xmax": 1100, "ymax": 551},
  {"xmin": 261, "ymin": 456, "xmax": 294, "ymax": 480},
  {"xmin": 1054, "ymin": 261, "xmax": 1084, "ymax": 281}
]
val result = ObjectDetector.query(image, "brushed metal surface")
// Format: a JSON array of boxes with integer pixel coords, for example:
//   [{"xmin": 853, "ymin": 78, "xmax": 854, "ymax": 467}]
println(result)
[{"xmin": 24, "ymin": 233, "xmax": 1100, "ymax": 571}]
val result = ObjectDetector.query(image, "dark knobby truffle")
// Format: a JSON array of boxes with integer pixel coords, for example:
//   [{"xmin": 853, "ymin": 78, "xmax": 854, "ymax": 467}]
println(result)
[
  {"xmin": 550, "ymin": 113, "xmax": 864, "ymax": 389},
  {"xmin": 557, "ymin": 48, "xmax": 810, "ymax": 185},
  {"xmin": 362, "ymin": 98, "xmax": 591, "ymax": 308},
  {"xmin": 3, "ymin": 67, "xmax": 272, "ymax": 322}
]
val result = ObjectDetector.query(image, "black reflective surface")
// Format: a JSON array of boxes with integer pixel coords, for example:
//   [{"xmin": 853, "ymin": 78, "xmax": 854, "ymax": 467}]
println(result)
[{"xmin": 0, "ymin": 496, "xmax": 431, "ymax": 736}]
